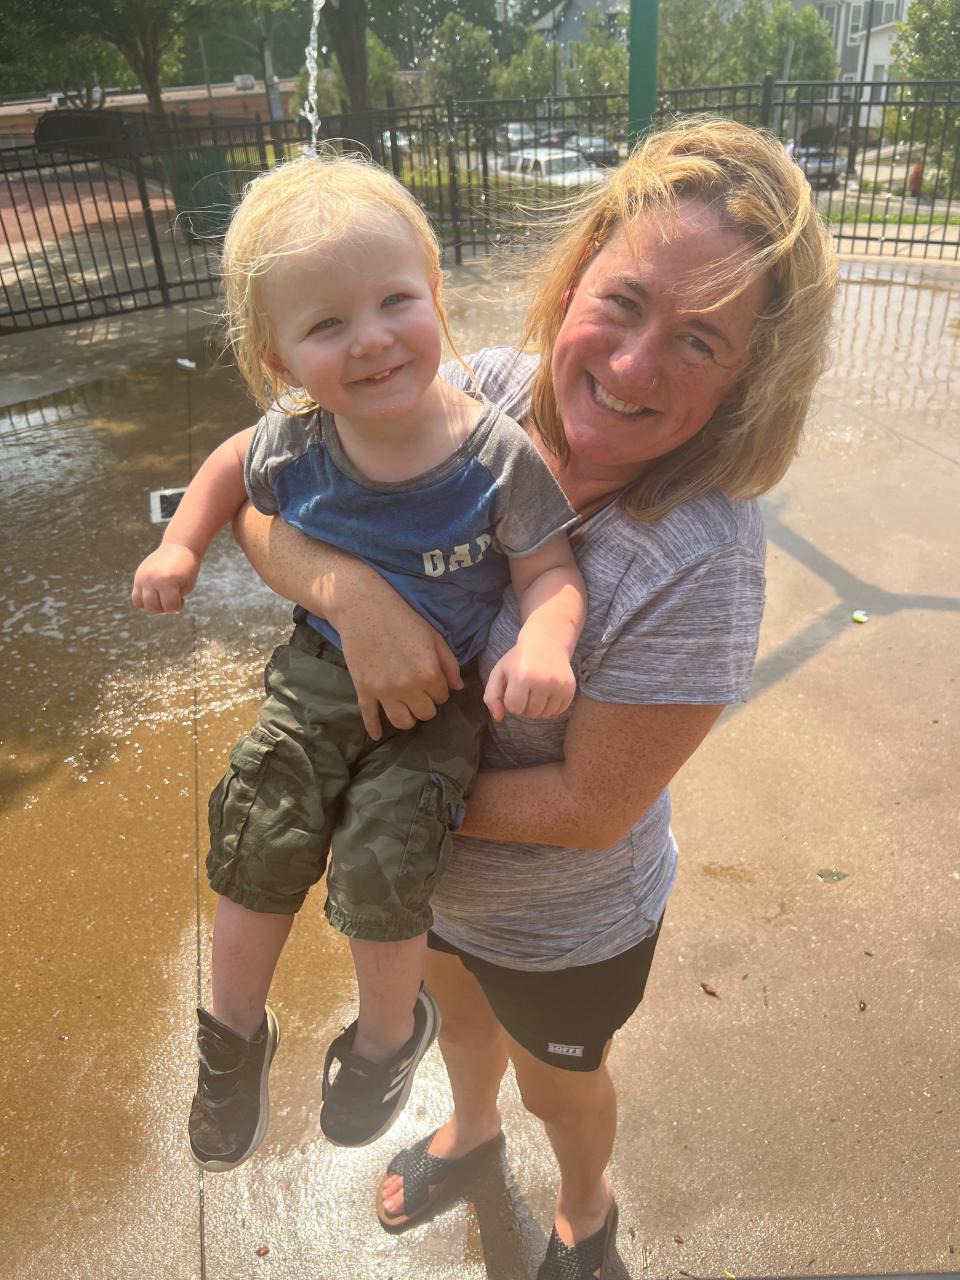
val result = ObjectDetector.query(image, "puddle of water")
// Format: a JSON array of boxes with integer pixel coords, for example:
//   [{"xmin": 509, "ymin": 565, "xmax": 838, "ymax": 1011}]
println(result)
[
  {"xmin": 813, "ymin": 262, "xmax": 960, "ymax": 449},
  {"xmin": 0, "ymin": 359, "xmax": 287, "ymax": 787}
]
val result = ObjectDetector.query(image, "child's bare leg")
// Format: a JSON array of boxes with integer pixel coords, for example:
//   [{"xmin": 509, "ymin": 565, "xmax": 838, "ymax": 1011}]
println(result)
[
  {"xmin": 211, "ymin": 896, "xmax": 294, "ymax": 1037},
  {"xmin": 350, "ymin": 933, "xmax": 427, "ymax": 1062}
]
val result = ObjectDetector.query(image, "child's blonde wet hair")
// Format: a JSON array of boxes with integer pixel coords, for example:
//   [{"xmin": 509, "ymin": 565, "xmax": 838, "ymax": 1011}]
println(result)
[
  {"xmin": 221, "ymin": 151, "xmax": 462, "ymax": 412},
  {"xmin": 521, "ymin": 116, "xmax": 838, "ymax": 523}
]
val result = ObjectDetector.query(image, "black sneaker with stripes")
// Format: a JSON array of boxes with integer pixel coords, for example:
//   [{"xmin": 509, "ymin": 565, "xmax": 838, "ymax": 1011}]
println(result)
[
  {"xmin": 320, "ymin": 987, "xmax": 440, "ymax": 1148},
  {"xmin": 189, "ymin": 1005, "xmax": 280, "ymax": 1171}
]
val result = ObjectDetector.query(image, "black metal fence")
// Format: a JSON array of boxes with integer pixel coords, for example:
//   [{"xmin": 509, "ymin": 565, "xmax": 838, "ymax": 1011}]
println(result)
[{"xmin": 2, "ymin": 79, "xmax": 957, "ymax": 333}]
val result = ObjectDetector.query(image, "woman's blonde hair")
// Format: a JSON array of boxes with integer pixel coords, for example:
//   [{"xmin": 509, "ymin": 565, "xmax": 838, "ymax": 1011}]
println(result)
[
  {"xmin": 221, "ymin": 150, "xmax": 462, "ymax": 411},
  {"xmin": 522, "ymin": 116, "xmax": 838, "ymax": 522}
]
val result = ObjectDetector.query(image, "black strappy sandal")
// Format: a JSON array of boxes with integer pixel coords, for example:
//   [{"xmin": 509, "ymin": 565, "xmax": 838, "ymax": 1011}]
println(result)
[
  {"xmin": 376, "ymin": 1128, "xmax": 505, "ymax": 1233},
  {"xmin": 537, "ymin": 1201, "xmax": 619, "ymax": 1280}
]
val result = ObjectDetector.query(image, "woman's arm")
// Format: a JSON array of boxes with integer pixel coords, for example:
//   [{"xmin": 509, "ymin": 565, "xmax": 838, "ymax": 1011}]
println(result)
[
  {"xmin": 232, "ymin": 504, "xmax": 463, "ymax": 739},
  {"xmin": 459, "ymin": 697, "xmax": 724, "ymax": 849}
]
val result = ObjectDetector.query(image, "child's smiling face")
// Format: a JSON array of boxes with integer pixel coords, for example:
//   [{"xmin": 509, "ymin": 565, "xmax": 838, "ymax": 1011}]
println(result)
[{"xmin": 262, "ymin": 216, "xmax": 443, "ymax": 429}]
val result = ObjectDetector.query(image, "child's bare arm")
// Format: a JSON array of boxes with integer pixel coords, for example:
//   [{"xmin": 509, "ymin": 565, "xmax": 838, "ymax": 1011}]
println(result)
[
  {"xmin": 131, "ymin": 428, "xmax": 254, "ymax": 614},
  {"xmin": 483, "ymin": 534, "xmax": 587, "ymax": 722}
]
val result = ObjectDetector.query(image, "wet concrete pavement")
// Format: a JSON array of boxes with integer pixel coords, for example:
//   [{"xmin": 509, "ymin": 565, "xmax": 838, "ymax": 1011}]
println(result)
[{"xmin": 1, "ymin": 259, "xmax": 958, "ymax": 1279}]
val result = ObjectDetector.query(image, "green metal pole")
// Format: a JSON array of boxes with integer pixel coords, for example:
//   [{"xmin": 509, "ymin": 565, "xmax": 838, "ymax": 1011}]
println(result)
[{"xmin": 628, "ymin": 0, "xmax": 659, "ymax": 146}]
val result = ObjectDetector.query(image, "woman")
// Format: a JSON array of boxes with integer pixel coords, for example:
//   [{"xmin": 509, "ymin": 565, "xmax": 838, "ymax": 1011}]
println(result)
[{"xmin": 234, "ymin": 118, "xmax": 836, "ymax": 1278}]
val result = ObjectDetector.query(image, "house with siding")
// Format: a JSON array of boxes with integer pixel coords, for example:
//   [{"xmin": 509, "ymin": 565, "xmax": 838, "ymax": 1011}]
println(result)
[
  {"xmin": 799, "ymin": 0, "xmax": 911, "ymax": 83},
  {"xmin": 530, "ymin": 0, "xmax": 628, "ymax": 93}
]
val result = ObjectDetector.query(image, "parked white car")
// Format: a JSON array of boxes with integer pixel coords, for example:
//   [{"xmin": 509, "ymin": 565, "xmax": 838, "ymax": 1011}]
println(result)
[{"xmin": 497, "ymin": 148, "xmax": 607, "ymax": 187}]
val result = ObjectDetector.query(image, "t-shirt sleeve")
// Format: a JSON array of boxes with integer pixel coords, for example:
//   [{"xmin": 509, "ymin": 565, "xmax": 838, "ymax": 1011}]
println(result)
[
  {"xmin": 243, "ymin": 408, "xmax": 314, "ymax": 515},
  {"xmin": 438, "ymin": 355, "xmax": 475, "ymax": 394},
  {"xmin": 578, "ymin": 545, "xmax": 766, "ymax": 705},
  {"xmin": 440, "ymin": 347, "xmax": 538, "ymax": 410},
  {"xmin": 481, "ymin": 412, "xmax": 578, "ymax": 556}
]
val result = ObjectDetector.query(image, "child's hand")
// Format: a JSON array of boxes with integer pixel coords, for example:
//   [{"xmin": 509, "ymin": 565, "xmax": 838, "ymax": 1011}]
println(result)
[
  {"xmin": 131, "ymin": 543, "xmax": 202, "ymax": 613},
  {"xmin": 482, "ymin": 639, "xmax": 577, "ymax": 722}
]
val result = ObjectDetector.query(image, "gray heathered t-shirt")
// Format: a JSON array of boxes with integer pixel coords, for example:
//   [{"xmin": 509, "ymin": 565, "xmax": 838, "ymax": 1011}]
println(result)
[{"xmin": 430, "ymin": 347, "xmax": 767, "ymax": 971}]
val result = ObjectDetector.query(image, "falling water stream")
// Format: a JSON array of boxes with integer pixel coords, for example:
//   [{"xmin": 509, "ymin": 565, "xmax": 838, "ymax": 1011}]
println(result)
[{"xmin": 301, "ymin": 0, "xmax": 326, "ymax": 149}]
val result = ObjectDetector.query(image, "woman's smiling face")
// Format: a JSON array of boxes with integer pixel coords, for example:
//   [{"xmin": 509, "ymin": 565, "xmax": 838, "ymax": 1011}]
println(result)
[{"xmin": 551, "ymin": 199, "xmax": 769, "ymax": 482}]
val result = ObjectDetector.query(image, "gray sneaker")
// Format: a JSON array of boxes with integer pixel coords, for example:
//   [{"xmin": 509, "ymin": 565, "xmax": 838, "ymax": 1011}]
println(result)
[{"xmin": 188, "ymin": 1005, "xmax": 280, "ymax": 1171}]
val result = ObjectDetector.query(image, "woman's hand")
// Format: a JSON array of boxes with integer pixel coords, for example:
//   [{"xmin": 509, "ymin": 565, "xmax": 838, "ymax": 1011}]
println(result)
[
  {"xmin": 335, "ymin": 573, "xmax": 464, "ymax": 739},
  {"xmin": 232, "ymin": 504, "xmax": 462, "ymax": 739}
]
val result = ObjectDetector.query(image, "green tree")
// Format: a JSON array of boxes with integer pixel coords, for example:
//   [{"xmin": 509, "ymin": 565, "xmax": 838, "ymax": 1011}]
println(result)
[
  {"xmin": 565, "ymin": 12, "xmax": 628, "ymax": 94},
  {"xmin": 66, "ymin": 0, "xmax": 212, "ymax": 116},
  {"xmin": 422, "ymin": 13, "xmax": 496, "ymax": 101},
  {"xmin": 370, "ymin": 0, "xmax": 496, "ymax": 68},
  {"xmin": 891, "ymin": 0, "xmax": 960, "ymax": 78},
  {"xmin": 362, "ymin": 30, "xmax": 417, "ymax": 106},
  {"xmin": 722, "ymin": 0, "xmax": 769, "ymax": 80},
  {"xmin": 657, "ymin": 0, "xmax": 835, "ymax": 89},
  {"xmin": 178, "ymin": 0, "xmax": 321, "ymax": 87},
  {"xmin": 289, "ymin": 66, "xmax": 342, "ymax": 120},
  {"xmin": 290, "ymin": 30, "xmax": 414, "ymax": 118},
  {"xmin": 777, "ymin": 3, "xmax": 838, "ymax": 80},
  {"xmin": 725, "ymin": 0, "xmax": 836, "ymax": 81},
  {"xmin": 891, "ymin": 0, "xmax": 960, "ymax": 193},
  {"xmin": 0, "ymin": 0, "xmax": 223, "ymax": 116},
  {"xmin": 490, "ymin": 33, "xmax": 554, "ymax": 99},
  {"xmin": 0, "ymin": 24, "xmax": 137, "ymax": 104},
  {"xmin": 288, "ymin": 2, "xmax": 497, "ymax": 115},
  {"xmin": 321, "ymin": 0, "xmax": 369, "ymax": 111},
  {"xmin": 657, "ymin": 0, "xmax": 734, "ymax": 88}
]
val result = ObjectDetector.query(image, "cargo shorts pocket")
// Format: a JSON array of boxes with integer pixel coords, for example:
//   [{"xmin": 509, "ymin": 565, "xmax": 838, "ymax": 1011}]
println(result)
[
  {"xmin": 208, "ymin": 724, "xmax": 281, "ymax": 859},
  {"xmin": 395, "ymin": 771, "xmax": 466, "ymax": 908}
]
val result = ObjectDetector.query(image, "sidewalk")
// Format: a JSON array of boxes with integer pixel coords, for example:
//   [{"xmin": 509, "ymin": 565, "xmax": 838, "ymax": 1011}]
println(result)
[{"xmin": 1, "ymin": 258, "xmax": 958, "ymax": 1280}]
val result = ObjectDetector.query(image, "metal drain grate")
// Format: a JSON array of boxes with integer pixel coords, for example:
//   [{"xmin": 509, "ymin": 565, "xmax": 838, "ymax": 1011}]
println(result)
[{"xmin": 149, "ymin": 487, "xmax": 187, "ymax": 523}]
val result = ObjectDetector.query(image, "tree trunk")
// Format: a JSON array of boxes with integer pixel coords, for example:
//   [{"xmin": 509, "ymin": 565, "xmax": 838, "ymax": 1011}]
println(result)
[
  {"xmin": 323, "ymin": 0, "xmax": 369, "ymax": 112},
  {"xmin": 108, "ymin": 30, "xmax": 167, "ymax": 118}
]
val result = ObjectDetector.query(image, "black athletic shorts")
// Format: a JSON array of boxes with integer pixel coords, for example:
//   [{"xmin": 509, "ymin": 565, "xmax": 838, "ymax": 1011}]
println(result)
[{"xmin": 426, "ymin": 915, "xmax": 663, "ymax": 1072}]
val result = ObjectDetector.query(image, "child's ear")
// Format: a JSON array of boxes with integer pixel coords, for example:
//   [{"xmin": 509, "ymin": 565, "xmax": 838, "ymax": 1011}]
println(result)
[{"xmin": 264, "ymin": 351, "xmax": 292, "ymax": 384}]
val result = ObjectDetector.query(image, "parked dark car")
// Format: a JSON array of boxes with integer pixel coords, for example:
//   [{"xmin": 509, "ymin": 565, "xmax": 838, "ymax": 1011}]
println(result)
[
  {"xmin": 495, "ymin": 121, "xmax": 540, "ymax": 152},
  {"xmin": 565, "ymin": 133, "xmax": 620, "ymax": 168},
  {"xmin": 794, "ymin": 145, "xmax": 847, "ymax": 190},
  {"xmin": 537, "ymin": 125, "xmax": 578, "ymax": 148}
]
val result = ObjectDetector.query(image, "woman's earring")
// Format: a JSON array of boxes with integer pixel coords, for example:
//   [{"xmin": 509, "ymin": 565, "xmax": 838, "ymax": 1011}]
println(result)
[{"xmin": 560, "ymin": 237, "xmax": 599, "ymax": 318}]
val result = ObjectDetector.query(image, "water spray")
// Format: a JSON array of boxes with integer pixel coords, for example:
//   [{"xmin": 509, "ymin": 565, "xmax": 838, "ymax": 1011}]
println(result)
[{"xmin": 301, "ymin": 0, "xmax": 325, "ymax": 151}]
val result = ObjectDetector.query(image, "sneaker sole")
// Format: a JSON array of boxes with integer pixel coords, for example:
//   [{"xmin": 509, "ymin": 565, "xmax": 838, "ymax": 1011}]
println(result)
[
  {"xmin": 323, "ymin": 989, "xmax": 441, "ymax": 1149},
  {"xmin": 190, "ymin": 1006, "xmax": 281, "ymax": 1173}
]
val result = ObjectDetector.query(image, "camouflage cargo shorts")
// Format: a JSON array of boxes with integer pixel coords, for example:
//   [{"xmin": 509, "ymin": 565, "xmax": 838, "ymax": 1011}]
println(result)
[{"xmin": 206, "ymin": 622, "xmax": 485, "ymax": 941}]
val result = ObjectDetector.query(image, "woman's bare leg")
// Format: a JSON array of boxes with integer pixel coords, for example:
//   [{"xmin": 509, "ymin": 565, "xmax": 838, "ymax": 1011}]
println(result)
[
  {"xmin": 211, "ymin": 896, "xmax": 294, "ymax": 1037},
  {"xmin": 509, "ymin": 1036, "xmax": 617, "ymax": 1256},
  {"xmin": 379, "ymin": 947, "xmax": 508, "ymax": 1216}
]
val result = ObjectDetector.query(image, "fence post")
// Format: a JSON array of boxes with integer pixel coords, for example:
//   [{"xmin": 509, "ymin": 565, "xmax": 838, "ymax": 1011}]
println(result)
[
  {"xmin": 478, "ymin": 99, "xmax": 491, "ymax": 247},
  {"xmin": 760, "ymin": 73, "xmax": 775, "ymax": 128},
  {"xmin": 254, "ymin": 115, "xmax": 269, "ymax": 171},
  {"xmin": 125, "ymin": 124, "xmax": 172, "ymax": 308},
  {"xmin": 384, "ymin": 90, "xmax": 403, "ymax": 179},
  {"xmin": 445, "ymin": 96, "xmax": 463, "ymax": 266},
  {"xmin": 628, "ymin": 0, "xmax": 659, "ymax": 144}
]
